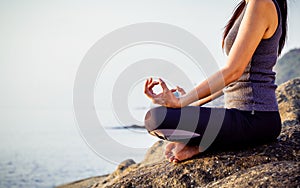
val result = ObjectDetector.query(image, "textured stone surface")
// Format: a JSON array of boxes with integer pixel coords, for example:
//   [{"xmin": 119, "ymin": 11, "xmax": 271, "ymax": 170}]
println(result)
[
  {"xmin": 97, "ymin": 123, "xmax": 299, "ymax": 188},
  {"xmin": 206, "ymin": 161, "xmax": 300, "ymax": 188},
  {"xmin": 56, "ymin": 175, "xmax": 108, "ymax": 188},
  {"xmin": 276, "ymin": 77, "xmax": 300, "ymax": 125},
  {"xmin": 140, "ymin": 140, "xmax": 167, "ymax": 167}
]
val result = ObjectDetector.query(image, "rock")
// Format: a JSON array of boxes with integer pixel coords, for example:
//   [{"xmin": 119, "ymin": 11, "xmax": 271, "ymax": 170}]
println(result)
[
  {"xmin": 206, "ymin": 161, "xmax": 300, "ymax": 188},
  {"xmin": 112, "ymin": 159, "xmax": 136, "ymax": 175},
  {"xmin": 123, "ymin": 125, "xmax": 145, "ymax": 129},
  {"xmin": 93, "ymin": 122, "xmax": 300, "ymax": 187},
  {"xmin": 56, "ymin": 175, "xmax": 109, "ymax": 188},
  {"xmin": 276, "ymin": 77, "xmax": 300, "ymax": 125},
  {"xmin": 140, "ymin": 140, "xmax": 167, "ymax": 166},
  {"xmin": 274, "ymin": 48, "xmax": 300, "ymax": 85},
  {"xmin": 100, "ymin": 159, "xmax": 137, "ymax": 186},
  {"xmin": 108, "ymin": 125, "xmax": 145, "ymax": 129}
]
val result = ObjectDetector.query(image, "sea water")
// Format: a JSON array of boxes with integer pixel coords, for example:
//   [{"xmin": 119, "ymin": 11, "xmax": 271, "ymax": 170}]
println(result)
[{"xmin": 0, "ymin": 109, "xmax": 157, "ymax": 188}]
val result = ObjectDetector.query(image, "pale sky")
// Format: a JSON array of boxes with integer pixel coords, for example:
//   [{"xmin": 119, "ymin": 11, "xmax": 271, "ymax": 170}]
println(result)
[{"xmin": 0, "ymin": 0, "xmax": 299, "ymax": 109}]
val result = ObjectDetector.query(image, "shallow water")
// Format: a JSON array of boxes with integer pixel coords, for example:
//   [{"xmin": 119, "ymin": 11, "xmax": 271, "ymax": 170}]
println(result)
[{"xmin": 0, "ymin": 109, "xmax": 157, "ymax": 188}]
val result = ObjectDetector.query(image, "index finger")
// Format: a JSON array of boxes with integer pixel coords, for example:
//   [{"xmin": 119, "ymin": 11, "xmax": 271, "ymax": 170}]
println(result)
[
  {"xmin": 144, "ymin": 79, "xmax": 156, "ymax": 98},
  {"xmin": 159, "ymin": 78, "xmax": 169, "ymax": 92}
]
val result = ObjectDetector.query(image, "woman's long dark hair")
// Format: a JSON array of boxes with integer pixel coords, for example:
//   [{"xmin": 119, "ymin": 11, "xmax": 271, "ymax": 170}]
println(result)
[{"xmin": 222, "ymin": 0, "xmax": 287, "ymax": 56}]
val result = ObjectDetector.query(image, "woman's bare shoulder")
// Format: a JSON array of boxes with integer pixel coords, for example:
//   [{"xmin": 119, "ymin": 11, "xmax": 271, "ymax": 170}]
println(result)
[
  {"xmin": 246, "ymin": 0, "xmax": 278, "ymax": 39},
  {"xmin": 247, "ymin": 0, "xmax": 277, "ymax": 8}
]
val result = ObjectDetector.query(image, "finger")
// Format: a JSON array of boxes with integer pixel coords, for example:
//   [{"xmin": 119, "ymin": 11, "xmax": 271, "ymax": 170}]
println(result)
[
  {"xmin": 148, "ymin": 81, "xmax": 159, "ymax": 90},
  {"xmin": 147, "ymin": 81, "xmax": 159, "ymax": 97},
  {"xmin": 170, "ymin": 89, "xmax": 177, "ymax": 92},
  {"xmin": 176, "ymin": 86, "xmax": 185, "ymax": 93},
  {"xmin": 149, "ymin": 77, "xmax": 153, "ymax": 85},
  {"xmin": 144, "ymin": 79, "xmax": 151, "ymax": 94},
  {"xmin": 149, "ymin": 78, "xmax": 158, "ymax": 90},
  {"xmin": 159, "ymin": 78, "xmax": 169, "ymax": 92},
  {"xmin": 144, "ymin": 79, "xmax": 156, "ymax": 98},
  {"xmin": 176, "ymin": 86, "xmax": 186, "ymax": 95},
  {"xmin": 144, "ymin": 79, "xmax": 149, "ymax": 94}
]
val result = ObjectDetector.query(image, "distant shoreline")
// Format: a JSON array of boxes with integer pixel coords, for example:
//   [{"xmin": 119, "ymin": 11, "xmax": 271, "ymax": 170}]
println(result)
[{"xmin": 106, "ymin": 125, "xmax": 145, "ymax": 129}]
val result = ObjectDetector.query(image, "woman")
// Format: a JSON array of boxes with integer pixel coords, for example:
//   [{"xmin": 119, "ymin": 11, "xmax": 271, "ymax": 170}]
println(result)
[{"xmin": 144, "ymin": 0, "xmax": 287, "ymax": 163}]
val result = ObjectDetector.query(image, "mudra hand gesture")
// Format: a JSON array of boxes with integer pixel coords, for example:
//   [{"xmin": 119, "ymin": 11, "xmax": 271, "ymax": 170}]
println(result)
[{"xmin": 144, "ymin": 77, "xmax": 186, "ymax": 108}]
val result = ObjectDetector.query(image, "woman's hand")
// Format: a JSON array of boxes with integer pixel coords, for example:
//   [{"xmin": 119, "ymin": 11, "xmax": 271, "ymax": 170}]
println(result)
[
  {"xmin": 144, "ymin": 78, "xmax": 185, "ymax": 108},
  {"xmin": 176, "ymin": 86, "xmax": 186, "ymax": 95}
]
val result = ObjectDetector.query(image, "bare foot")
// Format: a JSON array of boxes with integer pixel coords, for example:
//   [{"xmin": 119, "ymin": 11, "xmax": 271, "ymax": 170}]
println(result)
[{"xmin": 164, "ymin": 142, "xmax": 202, "ymax": 163}]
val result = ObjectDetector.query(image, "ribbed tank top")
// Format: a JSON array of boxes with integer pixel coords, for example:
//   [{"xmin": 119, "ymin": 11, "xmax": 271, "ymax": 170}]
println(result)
[{"xmin": 223, "ymin": 0, "xmax": 282, "ymax": 111}]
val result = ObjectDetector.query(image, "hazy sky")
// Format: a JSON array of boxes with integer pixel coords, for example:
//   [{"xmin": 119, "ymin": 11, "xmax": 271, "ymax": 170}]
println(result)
[{"xmin": 0, "ymin": 0, "xmax": 299, "ymax": 109}]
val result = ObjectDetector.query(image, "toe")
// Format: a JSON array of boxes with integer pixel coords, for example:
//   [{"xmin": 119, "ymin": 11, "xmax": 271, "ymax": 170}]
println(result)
[
  {"xmin": 164, "ymin": 142, "xmax": 176, "ymax": 156},
  {"xmin": 168, "ymin": 155, "xmax": 176, "ymax": 163},
  {"xmin": 172, "ymin": 158, "xmax": 179, "ymax": 163},
  {"xmin": 165, "ymin": 151, "xmax": 173, "ymax": 160}
]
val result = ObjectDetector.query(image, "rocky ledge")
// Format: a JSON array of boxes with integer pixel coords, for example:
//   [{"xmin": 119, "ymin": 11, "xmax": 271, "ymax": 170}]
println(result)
[{"xmin": 58, "ymin": 78, "xmax": 300, "ymax": 188}]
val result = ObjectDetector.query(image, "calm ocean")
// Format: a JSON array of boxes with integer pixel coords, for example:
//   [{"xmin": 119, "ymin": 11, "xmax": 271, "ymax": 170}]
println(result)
[{"xmin": 0, "ymin": 109, "xmax": 157, "ymax": 188}]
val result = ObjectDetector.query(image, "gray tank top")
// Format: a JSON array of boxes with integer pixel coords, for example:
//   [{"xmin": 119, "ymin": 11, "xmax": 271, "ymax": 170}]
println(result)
[{"xmin": 223, "ymin": 0, "xmax": 282, "ymax": 111}]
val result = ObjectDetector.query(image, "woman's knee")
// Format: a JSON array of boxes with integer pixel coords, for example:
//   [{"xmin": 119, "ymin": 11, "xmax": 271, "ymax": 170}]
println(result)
[{"xmin": 144, "ymin": 106, "xmax": 168, "ymax": 131}]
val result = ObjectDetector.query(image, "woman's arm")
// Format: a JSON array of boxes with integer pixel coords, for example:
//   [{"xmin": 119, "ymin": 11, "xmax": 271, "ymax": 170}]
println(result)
[
  {"xmin": 190, "ymin": 90, "xmax": 223, "ymax": 106},
  {"xmin": 178, "ymin": 0, "xmax": 276, "ymax": 107},
  {"xmin": 145, "ymin": 0, "xmax": 277, "ymax": 108}
]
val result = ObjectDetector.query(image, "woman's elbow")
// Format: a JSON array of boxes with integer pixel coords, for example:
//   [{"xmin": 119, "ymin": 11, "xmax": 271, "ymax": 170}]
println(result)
[{"xmin": 222, "ymin": 67, "xmax": 244, "ymax": 85}]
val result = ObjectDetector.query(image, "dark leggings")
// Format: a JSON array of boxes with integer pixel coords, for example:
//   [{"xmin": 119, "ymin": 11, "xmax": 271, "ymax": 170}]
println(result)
[{"xmin": 144, "ymin": 106, "xmax": 282, "ymax": 150}]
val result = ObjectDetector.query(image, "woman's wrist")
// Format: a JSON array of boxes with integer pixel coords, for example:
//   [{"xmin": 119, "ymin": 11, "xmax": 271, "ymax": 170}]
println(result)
[{"xmin": 178, "ymin": 92, "xmax": 198, "ymax": 108}]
